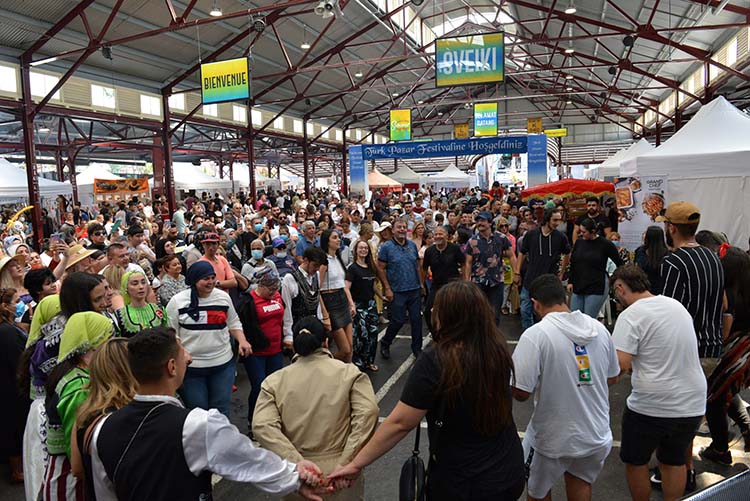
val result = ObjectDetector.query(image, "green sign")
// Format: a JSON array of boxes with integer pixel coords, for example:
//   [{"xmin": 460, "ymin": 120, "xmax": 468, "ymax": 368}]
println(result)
[
  {"xmin": 474, "ymin": 102, "xmax": 498, "ymax": 137},
  {"xmin": 390, "ymin": 109, "xmax": 412, "ymax": 141},
  {"xmin": 435, "ymin": 32, "xmax": 504, "ymax": 87}
]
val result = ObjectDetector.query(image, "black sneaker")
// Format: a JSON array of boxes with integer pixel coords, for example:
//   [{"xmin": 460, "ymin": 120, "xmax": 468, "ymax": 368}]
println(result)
[
  {"xmin": 685, "ymin": 468, "xmax": 696, "ymax": 493},
  {"xmin": 380, "ymin": 344, "xmax": 390, "ymax": 360},
  {"xmin": 700, "ymin": 446, "xmax": 733, "ymax": 466},
  {"xmin": 649, "ymin": 467, "xmax": 662, "ymax": 490}
]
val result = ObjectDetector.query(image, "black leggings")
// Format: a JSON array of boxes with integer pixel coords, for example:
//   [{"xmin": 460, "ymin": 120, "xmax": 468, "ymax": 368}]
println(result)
[{"xmin": 705, "ymin": 394, "xmax": 750, "ymax": 451}]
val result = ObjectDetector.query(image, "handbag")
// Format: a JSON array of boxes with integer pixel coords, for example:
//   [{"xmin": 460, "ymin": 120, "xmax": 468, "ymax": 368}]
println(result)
[{"xmin": 399, "ymin": 420, "xmax": 426, "ymax": 501}]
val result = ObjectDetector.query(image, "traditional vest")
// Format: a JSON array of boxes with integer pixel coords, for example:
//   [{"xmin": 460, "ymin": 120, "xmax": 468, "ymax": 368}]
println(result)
[{"xmin": 291, "ymin": 268, "xmax": 320, "ymax": 322}]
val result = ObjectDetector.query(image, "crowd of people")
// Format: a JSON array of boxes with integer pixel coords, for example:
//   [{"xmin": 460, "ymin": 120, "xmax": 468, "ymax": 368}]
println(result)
[{"xmin": 0, "ymin": 182, "xmax": 748, "ymax": 501}]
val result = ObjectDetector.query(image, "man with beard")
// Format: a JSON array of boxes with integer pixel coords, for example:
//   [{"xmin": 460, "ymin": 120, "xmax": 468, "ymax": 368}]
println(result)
[
  {"xmin": 573, "ymin": 197, "xmax": 611, "ymax": 244},
  {"xmin": 516, "ymin": 209, "xmax": 571, "ymax": 330},
  {"xmin": 421, "ymin": 225, "xmax": 464, "ymax": 331},
  {"xmin": 649, "ymin": 202, "xmax": 724, "ymax": 493}
]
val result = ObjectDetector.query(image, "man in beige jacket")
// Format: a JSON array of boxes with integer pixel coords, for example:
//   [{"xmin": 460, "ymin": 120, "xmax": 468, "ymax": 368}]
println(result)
[{"xmin": 253, "ymin": 316, "xmax": 379, "ymax": 500}]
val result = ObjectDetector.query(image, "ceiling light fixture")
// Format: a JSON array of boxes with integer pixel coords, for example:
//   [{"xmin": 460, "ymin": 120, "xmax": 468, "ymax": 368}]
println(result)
[
  {"xmin": 566, "ymin": 86, "xmax": 573, "ymax": 91},
  {"xmin": 301, "ymin": 24, "xmax": 311, "ymax": 50},
  {"xmin": 564, "ymin": 2, "xmax": 577, "ymax": 14},
  {"xmin": 564, "ymin": 47, "xmax": 575, "ymax": 54},
  {"xmin": 209, "ymin": 3, "xmax": 223, "ymax": 17},
  {"xmin": 393, "ymin": 92, "xmax": 399, "ymax": 97},
  {"xmin": 29, "ymin": 56, "xmax": 58, "ymax": 67},
  {"xmin": 301, "ymin": 42, "xmax": 311, "ymax": 49},
  {"xmin": 417, "ymin": 100, "xmax": 424, "ymax": 104},
  {"xmin": 38, "ymin": 126, "xmax": 50, "ymax": 133},
  {"xmin": 566, "ymin": 100, "xmax": 572, "ymax": 104},
  {"xmin": 565, "ymin": 74, "xmax": 574, "ymax": 80},
  {"xmin": 438, "ymin": 111, "xmax": 443, "ymax": 116},
  {"xmin": 354, "ymin": 71, "xmax": 363, "ymax": 77}
]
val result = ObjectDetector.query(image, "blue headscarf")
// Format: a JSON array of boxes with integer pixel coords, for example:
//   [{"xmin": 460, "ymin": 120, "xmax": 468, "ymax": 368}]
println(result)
[{"xmin": 184, "ymin": 261, "xmax": 216, "ymax": 320}]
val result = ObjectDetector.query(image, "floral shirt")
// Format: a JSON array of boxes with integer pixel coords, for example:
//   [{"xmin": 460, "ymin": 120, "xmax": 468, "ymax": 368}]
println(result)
[
  {"xmin": 465, "ymin": 231, "xmax": 512, "ymax": 287},
  {"xmin": 158, "ymin": 274, "xmax": 188, "ymax": 307}
]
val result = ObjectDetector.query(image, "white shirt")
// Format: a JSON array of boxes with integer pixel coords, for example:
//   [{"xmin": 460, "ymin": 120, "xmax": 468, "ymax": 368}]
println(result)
[
  {"xmin": 321, "ymin": 254, "xmax": 346, "ymax": 290},
  {"xmin": 90, "ymin": 395, "xmax": 301, "ymax": 501},
  {"xmin": 612, "ymin": 295, "xmax": 707, "ymax": 418},
  {"xmin": 513, "ymin": 311, "xmax": 620, "ymax": 458}
]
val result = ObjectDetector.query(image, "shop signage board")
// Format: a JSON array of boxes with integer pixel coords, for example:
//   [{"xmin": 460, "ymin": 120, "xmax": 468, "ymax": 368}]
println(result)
[
  {"xmin": 615, "ymin": 176, "xmax": 668, "ymax": 252},
  {"xmin": 348, "ymin": 145, "xmax": 368, "ymax": 197},
  {"xmin": 454, "ymin": 123, "xmax": 469, "ymax": 139},
  {"xmin": 544, "ymin": 128, "xmax": 568, "ymax": 137},
  {"xmin": 527, "ymin": 117, "xmax": 543, "ymax": 134},
  {"xmin": 474, "ymin": 102, "xmax": 498, "ymax": 137},
  {"xmin": 435, "ymin": 32, "xmax": 504, "ymax": 87},
  {"xmin": 93, "ymin": 178, "xmax": 150, "ymax": 202},
  {"xmin": 527, "ymin": 134, "xmax": 548, "ymax": 187},
  {"xmin": 362, "ymin": 136, "xmax": 527, "ymax": 160},
  {"xmin": 200, "ymin": 57, "xmax": 251, "ymax": 104},
  {"xmin": 389, "ymin": 109, "xmax": 412, "ymax": 141}
]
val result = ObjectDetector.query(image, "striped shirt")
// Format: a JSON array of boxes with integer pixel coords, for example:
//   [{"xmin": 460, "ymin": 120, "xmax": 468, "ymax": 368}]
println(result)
[{"xmin": 659, "ymin": 245, "xmax": 724, "ymax": 358}]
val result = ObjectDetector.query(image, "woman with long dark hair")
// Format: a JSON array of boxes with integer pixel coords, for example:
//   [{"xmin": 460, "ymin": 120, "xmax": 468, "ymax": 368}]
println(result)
[
  {"xmin": 329, "ymin": 281, "xmax": 525, "ymax": 500},
  {"xmin": 318, "ymin": 229, "xmax": 356, "ymax": 363},
  {"xmin": 701, "ymin": 246, "xmax": 750, "ymax": 464},
  {"xmin": 634, "ymin": 225, "xmax": 669, "ymax": 294},
  {"xmin": 568, "ymin": 218, "xmax": 622, "ymax": 318}
]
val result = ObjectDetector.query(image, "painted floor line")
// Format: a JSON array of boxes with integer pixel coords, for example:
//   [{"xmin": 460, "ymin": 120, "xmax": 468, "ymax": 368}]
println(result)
[{"xmin": 375, "ymin": 335, "xmax": 432, "ymax": 403}]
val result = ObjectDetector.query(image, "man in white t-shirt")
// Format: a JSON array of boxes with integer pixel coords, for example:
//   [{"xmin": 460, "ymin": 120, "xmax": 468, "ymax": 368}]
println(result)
[
  {"xmin": 512, "ymin": 274, "xmax": 620, "ymax": 501},
  {"xmin": 610, "ymin": 264, "xmax": 705, "ymax": 501}
]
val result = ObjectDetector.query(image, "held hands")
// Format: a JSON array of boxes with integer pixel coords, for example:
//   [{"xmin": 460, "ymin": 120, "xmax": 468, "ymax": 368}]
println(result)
[
  {"xmin": 328, "ymin": 462, "xmax": 362, "ymax": 486},
  {"xmin": 296, "ymin": 460, "xmax": 356, "ymax": 500},
  {"xmin": 384, "ymin": 288, "xmax": 394, "ymax": 302},
  {"xmin": 349, "ymin": 302, "xmax": 356, "ymax": 316}
]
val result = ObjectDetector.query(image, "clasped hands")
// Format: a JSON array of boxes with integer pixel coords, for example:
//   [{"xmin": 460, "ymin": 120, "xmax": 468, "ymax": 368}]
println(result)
[{"xmin": 296, "ymin": 460, "xmax": 358, "ymax": 500}]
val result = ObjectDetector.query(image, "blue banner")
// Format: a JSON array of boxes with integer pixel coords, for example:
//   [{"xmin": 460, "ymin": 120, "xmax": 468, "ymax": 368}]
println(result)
[
  {"xmin": 527, "ymin": 134, "xmax": 548, "ymax": 187},
  {"xmin": 362, "ymin": 136, "xmax": 526, "ymax": 160},
  {"xmin": 348, "ymin": 145, "xmax": 367, "ymax": 196}
]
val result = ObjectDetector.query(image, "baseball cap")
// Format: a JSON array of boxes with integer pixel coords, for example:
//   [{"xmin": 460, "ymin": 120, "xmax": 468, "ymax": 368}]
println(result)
[
  {"xmin": 272, "ymin": 237, "xmax": 286, "ymax": 248},
  {"xmin": 200, "ymin": 232, "xmax": 220, "ymax": 243},
  {"xmin": 655, "ymin": 201, "xmax": 700, "ymax": 225},
  {"xmin": 476, "ymin": 211, "xmax": 493, "ymax": 221}
]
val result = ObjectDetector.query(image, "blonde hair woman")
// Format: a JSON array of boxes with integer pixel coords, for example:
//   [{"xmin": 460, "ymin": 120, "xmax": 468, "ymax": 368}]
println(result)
[
  {"xmin": 102, "ymin": 264, "xmax": 126, "ymax": 310},
  {"xmin": 70, "ymin": 338, "xmax": 137, "ymax": 497}
]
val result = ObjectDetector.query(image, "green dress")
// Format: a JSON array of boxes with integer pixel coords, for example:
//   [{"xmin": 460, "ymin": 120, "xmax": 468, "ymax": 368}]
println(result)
[{"xmin": 115, "ymin": 304, "xmax": 168, "ymax": 338}]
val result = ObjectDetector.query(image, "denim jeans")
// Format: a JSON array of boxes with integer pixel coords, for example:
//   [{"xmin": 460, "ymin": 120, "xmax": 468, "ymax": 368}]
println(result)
[
  {"xmin": 570, "ymin": 293, "xmax": 608, "ymax": 319},
  {"xmin": 242, "ymin": 352, "xmax": 284, "ymax": 426},
  {"xmin": 520, "ymin": 287, "xmax": 535, "ymax": 330},
  {"xmin": 477, "ymin": 283, "xmax": 503, "ymax": 326},
  {"xmin": 179, "ymin": 358, "xmax": 236, "ymax": 418},
  {"xmin": 382, "ymin": 288, "xmax": 423, "ymax": 355}
]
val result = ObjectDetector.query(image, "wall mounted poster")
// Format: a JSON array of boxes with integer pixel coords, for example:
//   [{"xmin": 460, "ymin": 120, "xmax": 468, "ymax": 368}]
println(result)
[
  {"xmin": 389, "ymin": 109, "xmax": 412, "ymax": 141},
  {"xmin": 435, "ymin": 32, "xmax": 504, "ymax": 87},
  {"xmin": 615, "ymin": 176, "xmax": 668, "ymax": 251}
]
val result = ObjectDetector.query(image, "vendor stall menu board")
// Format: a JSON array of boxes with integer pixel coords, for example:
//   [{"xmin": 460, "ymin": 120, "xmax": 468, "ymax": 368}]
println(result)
[{"xmin": 615, "ymin": 176, "xmax": 667, "ymax": 251}]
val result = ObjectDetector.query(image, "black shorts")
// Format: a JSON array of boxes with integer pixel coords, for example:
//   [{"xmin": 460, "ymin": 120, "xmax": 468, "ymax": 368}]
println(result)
[{"xmin": 620, "ymin": 406, "xmax": 702, "ymax": 466}]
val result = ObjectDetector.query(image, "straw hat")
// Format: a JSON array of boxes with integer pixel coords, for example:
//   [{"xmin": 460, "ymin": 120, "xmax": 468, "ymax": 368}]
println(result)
[
  {"xmin": 65, "ymin": 244, "xmax": 97, "ymax": 270},
  {"xmin": 0, "ymin": 254, "xmax": 25, "ymax": 275}
]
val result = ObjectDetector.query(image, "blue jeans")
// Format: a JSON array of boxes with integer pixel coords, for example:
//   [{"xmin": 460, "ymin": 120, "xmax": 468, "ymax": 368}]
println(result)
[
  {"xmin": 520, "ymin": 286, "xmax": 535, "ymax": 330},
  {"xmin": 571, "ymin": 293, "xmax": 608, "ymax": 319},
  {"xmin": 242, "ymin": 353, "xmax": 284, "ymax": 426},
  {"xmin": 382, "ymin": 288, "xmax": 423, "ymax": 355},
  {"xmin": 179, "ymin": 358, "xmax": 236, "ymax": 418}
]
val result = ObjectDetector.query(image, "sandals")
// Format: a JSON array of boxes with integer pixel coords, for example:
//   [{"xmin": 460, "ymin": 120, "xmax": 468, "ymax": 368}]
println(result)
[{"xmin": 366, "ymin": 364, "xmax": 379, "ymax": 372}]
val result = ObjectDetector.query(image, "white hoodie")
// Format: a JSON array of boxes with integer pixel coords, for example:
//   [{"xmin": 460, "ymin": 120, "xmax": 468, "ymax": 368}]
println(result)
[{"xmin": 513, "ymin": 310, "xmax": 620, "ymax": 459}]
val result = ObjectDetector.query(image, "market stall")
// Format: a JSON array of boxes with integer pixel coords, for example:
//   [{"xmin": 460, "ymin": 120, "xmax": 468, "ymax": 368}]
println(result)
[
  {"xmin": 521, "ymin": 178, "xmax": 615, "ymax": 202},
  {"xmin": 368, "ymin": 169, "xmax": 402, "ymax": 194},
  {"xmin": 0, "ymin": 158, "xmax": 72, "ymax": 201},
  {"xmin": 421, "ymin": 164, "xmax": 473, "ymax": 190},
  {"xmin": 620, "ymin": 96, "xmax": 750, "ymax": 247},
  {"xmin": 584, "ymin": 138, "xmax": 654, "ymax": 180},
  {"xmin": 169, "ymin": 163, "xmax": 233, "ymax": 196},
  {"xmin": 389, "ymin": 165, "xmax": 421, "ymax": 191}
]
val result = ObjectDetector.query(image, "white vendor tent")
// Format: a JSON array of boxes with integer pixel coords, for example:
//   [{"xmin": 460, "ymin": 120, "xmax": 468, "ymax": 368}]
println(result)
[
  {"xmin": 389, "ymin": 165, "xmax": 421, "ymax": 186},
  {"xmin": 172, "ymin": 163, "xmax": 233, "ymax": 192},
  {"xmin": 422, "ymin": 164, "xmax": 473, "ymax": 189},
  {"xmin": 0, "ymin": 158, "xmax": 72, "ymax": 200},
  {"xmin": 76, "ymin": 164, "xmax": 124, "ymax": 200},
  {"xmin": 585, "ymin": 139, "xmax": 654, "ymax": 180},
  {"xmin": 620, "ymin": 96, "xmax": 750, "ymax": 247},
  {"xmin": 231, "ymin": 165, "xmax": 282, "ymax": 191}
]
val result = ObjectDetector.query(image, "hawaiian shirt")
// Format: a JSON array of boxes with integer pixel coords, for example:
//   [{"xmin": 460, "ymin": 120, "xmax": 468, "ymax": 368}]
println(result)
[{"xmin": 465, "ymin": 231, "xmax": 511, "ymax": 287}]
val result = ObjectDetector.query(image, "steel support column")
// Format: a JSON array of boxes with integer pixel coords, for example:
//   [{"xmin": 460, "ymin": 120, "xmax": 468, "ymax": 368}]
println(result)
[
  {"xmin": 152, "ymin": 135, "xmax": 165, "ymax": 200},
  {"xmin": 66, "ymin": 146, "xmax": 79, "ymax": 205},
  {"xmin": 19, "ymin": 58, "xmax": 43, "ymax": 249},
  {"xmin": 218, "ymin": 155, "xmax": 224, "ymax": 179},
  {"xmin": 55, "ymin": 150, "xmax": 64, "ymax": 182},
  {"xmin": 302, "ymin": 119, "xmax": 310, "ymax": 197},
  {"xmin": 228, "ymin": 156, "xmax": 235, "ymax": 194},
  {"xmin": 160, "ymin": 91, "xmax": 176, "ymax": 215},
  {"xmin": 655, "ymin": 122, "xmax": 662, "ymax": 146},
  {"xmin": 341, "ymin": 128, "xmax": 348, "ymax": 197}
]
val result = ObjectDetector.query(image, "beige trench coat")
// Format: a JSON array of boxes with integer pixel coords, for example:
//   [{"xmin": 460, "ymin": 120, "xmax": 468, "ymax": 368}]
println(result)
[{"xmin": 253, "ymin": 348, "xmax": 379, "ymax": 501}]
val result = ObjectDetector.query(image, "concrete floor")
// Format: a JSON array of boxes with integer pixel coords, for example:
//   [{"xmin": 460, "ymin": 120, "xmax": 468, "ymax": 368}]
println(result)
[{"xmin": 2, "ymin": 314, "xmax": 749, "ymax": 500}]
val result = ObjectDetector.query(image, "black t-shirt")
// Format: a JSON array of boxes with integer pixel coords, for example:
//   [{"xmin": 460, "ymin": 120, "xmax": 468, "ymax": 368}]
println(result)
[
  {"xmin": 422, "ymin": 243, "xmax": 464, "ymax": 288},
  {"xmin": 345, "ymin": 263, "xmax": 376, "ymax": 303},
  {"xmin": 401, "ymin": 347, "xmax": 524, "ymax": 493},
  {"xmin": 575, "ymin": 212, "xmax": 611, "ymax": 231},
  {"xmin": 569, "ymin": 236, "xmax": 622, "ymax": 295},
  {"xmin": 520, "ymin": 228, "xmax": 570, "ymax": 288}
]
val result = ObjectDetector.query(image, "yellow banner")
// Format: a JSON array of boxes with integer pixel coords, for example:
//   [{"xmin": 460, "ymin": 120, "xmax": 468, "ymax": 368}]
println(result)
[
  {"xmin": 527, "ymin": 118, "xmax": 543, "ymax": 134},
  {"xmin": 544, "ymin": 128, "xmax": 568, "ymax": 138},
  {"xmin": 454, "ymin": 123, "xmax": 469, "ymax": 139}
]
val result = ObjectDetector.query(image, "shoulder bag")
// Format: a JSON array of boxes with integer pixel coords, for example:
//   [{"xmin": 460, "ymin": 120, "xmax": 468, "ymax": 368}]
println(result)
[{"xmin": 399, "ymin": 398, "xmax": 447, "ymax": 501}]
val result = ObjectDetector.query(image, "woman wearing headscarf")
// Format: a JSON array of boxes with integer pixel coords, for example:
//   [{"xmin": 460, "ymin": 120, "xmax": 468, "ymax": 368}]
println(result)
[
  {"xmin": 235, "ymin": 268, "xmax": 285, "ymax": 435},
  {"xmin": 165, "ymin": 261, "xmax": 250, "ymax": 417},
  {"xmin": 41, "ymin": 311, "xmax": 114, "ymax": 501},
  {"xmin": 253, "ymin": 316, "xmax": 378, "ymax": 501},
  {"xmin": 114, "ymin": 270, "xmax": 168, "ymax": 338}
]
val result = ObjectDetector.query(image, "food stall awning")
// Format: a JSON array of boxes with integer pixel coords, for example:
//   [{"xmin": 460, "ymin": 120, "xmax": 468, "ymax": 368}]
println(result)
[{"xmin": 522, "ymin": 179, "xmax": 615, "ymax": 202}]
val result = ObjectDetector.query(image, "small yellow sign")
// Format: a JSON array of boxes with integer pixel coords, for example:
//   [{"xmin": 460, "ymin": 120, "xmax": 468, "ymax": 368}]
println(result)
[
  {"xmin": 544, "ymin": 128, "xmax": 568, "ymax": 138},
  {"xmin": 527, "ymin": 117, "xmax": 543, "ymax": 134},
  {"xmin": 454, "ymin": 123, "xmax": 469, "ymax": 139}
]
